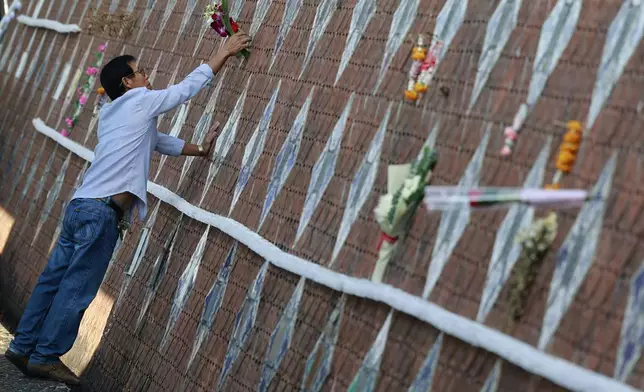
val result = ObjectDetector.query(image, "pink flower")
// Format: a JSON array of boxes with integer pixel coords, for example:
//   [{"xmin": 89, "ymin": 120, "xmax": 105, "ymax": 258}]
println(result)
[
  {"xmin": 65, "ymin": 117, "xmax": 73, "ymax": 127},
  {"xmin": 500, "ymin": 145, "xmax": 512, "ymax": 157},
  {"xmin": 86, "ymin": 67, "xmax": 99, "ymax": 76},
  {"xmin": 60, "ymin": 129, "xmax": 70, "ymax": 137},
  {"xmin": 98, "ymin": 43, "xmax": 107, "ymax": 52},
  {"xmin": 79, "ymin": 95, "xmax": 88, "ymax": 105},
  {"xmin": 504, "ymin": 127, "xmax": 518, "ymax": 141}
]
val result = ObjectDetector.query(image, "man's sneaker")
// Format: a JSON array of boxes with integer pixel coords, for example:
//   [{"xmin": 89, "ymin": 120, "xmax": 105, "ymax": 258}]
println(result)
[
  {"xmin": 4, "ymin": 349, "xmax": 30, "ymax": 375},
  {"xmin": 27, "ymin": 362, "xmax": 81, "ymax": 385}
]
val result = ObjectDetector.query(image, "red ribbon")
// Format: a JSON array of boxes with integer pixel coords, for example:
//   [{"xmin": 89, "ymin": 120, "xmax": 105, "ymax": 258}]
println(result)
[{"xmin": 376, "ymin": 231, "xmax": 398, "ymax": 251}]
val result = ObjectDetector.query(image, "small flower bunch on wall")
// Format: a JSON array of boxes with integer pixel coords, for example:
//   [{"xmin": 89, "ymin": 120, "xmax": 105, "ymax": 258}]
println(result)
[
  {"xmin": 203, "ymin": 1, "xmax": 250, "ymax": 58},
  {"xmin": 60, "ymin": 43, "xmax": 107, "ymax": 137}
]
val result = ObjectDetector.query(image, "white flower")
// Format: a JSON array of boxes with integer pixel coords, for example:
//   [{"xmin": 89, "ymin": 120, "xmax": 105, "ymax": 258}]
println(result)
[
  {"xmin": 374, "ymin": 194, "xmax": 394, "ymax": 225},
  {"xmin": 401, "ymin": 175, "xmax": 422, "ymax": 200},
  {"xmin": 374, "ymin": 193, "xmax": 412, "ymax": 236}
]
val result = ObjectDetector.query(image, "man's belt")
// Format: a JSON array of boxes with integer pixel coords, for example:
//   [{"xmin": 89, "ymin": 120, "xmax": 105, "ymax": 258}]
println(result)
[{"xmin": 95, "ymin": 197, "xmax": 124, "ymax": 221}]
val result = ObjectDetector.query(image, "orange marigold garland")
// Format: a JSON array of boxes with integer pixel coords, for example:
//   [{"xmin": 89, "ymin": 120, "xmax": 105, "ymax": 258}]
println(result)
[
  {"xmin": 405, "ymin": 35, "xmax": 426, "ymax": 101},
  {"xmin": 549, "ymin": 120, "xmax": 583, "ymax": 188},
  {"xmin": 404, "ymin": 35, "xmax": 444, "ymax": 102}
]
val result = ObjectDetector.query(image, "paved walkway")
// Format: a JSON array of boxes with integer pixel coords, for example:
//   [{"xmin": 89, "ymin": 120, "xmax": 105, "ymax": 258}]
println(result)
[{"xmin": 0, "ymin": 321, "xmax": 70, "ymax": 392}]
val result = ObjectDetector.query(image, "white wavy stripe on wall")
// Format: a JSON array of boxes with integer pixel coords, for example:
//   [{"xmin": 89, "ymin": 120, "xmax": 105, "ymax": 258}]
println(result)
[
  {"xmin": 17, "ymin": 15, "xmax": 81, "ymax": 33},
  {"xmin": 31, "ymin": 117, "xmax": 636, "ymax": 392}
]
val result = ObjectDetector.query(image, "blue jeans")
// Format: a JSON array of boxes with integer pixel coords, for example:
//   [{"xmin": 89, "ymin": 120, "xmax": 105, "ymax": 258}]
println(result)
[{"xmin": 9, "ymin": 198, "xmax": 119, "ymax": 364}]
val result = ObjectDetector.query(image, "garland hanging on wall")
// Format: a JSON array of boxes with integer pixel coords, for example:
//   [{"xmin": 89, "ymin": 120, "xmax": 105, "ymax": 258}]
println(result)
[
  {"xmin": 404, "ymin": 35, "xmax": 443, "ymax": 102},
  {"xmin": 546, "ymin": 120, "xmax": 583, "ymax": 189},
  {"xmin": 60, "ymin": 43, "xmax": 108, "ymax": 137}
]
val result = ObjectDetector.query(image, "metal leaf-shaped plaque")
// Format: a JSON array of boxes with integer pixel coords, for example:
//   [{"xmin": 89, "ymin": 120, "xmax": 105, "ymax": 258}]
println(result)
[
  {"xmin": 115, "ymin": 200, "xmax": 162, "ymax": 309},
  {"xmin": 250, "ymin": 0, "xmax": 273, "ymax": 36},
  {"xmin": 300, "ymin": 295, "xmax": 346, "ymax": 392},
  {"xmin": 423, "ymin": 127, "xmax": 490, "ymax": 299},
  {"xmin": 347, "ymin": 311, "xmax": 393, "ymax": 392},
  {"xmin": 469, "ymin": 0, "xmax": 521, "ymax": 112},
  {"xmin": 187, "ymin": 241, "xmax": 238, "ymax": 370},
  {"xmin": 153, "ymin": 0, "xmax": 177, "ymax": 47},
  {"xmin": 172, "ymin": 0, "xmax": 199, "ymax": 51},
  {"xmin": 330, "ymin": 103, "xmax": 390, "ymax": 266},
  {"xmin": 527, "ymin": 0, "xmax": 581, "ymax": 106},
  {"xmin": 135, "ymin": 217, "xmax": 183, "ymax": 332},
  {"xmin": 200, "ymin": 78, "xmax": 251, "ymax": 206},
  {"xmin": 155, "ymin": 102, "xmax": 191, "ymax": 182},
  {"xmin": 408, "ymin": 333, "xmax": 443, "ymax": 392},
  {"xmin": 477, "ymin": 140, "xmax": 550, "ymax": 322},
  {"xmin": 160, "ymin": 226, "xmax": 210, "ymax": 351},
  {"xmin": 299, "ymin": 0, "xmax": 337, "ymax": 78},
  {"xmin": 135, "ymin": 0, "xmax": 158, "ymax": 43},
  {"xmin": 295, "ymin": 93, "xmax": 354, "ymax": 245},
  {"xmin": 258, "ymin": 277, "xmax": 306, "ymax": 391},
  {"xmin": 586, "ymin": 0, "xmax": 644, "ymax": 130},
  {"xmin": 258, "ymin": 89, "xmax": 314, "ymax": 230},
  {"xmin": 21, "ymin": 145, "xmax": 60, "ymax": 238},
  {"xmin": 32, "ymin": 153, "xmax": 72, "ymax": 245},
  {"xmin": 269, "ymin": 0, "xmax": 303, "ymax": 71},
  {"xmin": 374, "ymin": 0, "xmax": 420, "ymax": 93},
  {"xmin": 480, "ymin": 360, "xmax": 502, "ymax": 392},
  {"xmin": 217, "ymin": 261, "xmax": 269, "ymax": 391},
  {"xmin": 433, "ymin": 0, "xmax": 468, "ymax": 65},
  {"xmin": 178, "ymin": 70, "xmax": 226, "ymax": 188},
  {"xmin": 230, "ymin": 80, "xmax": 281, "ymax": 215},
  {"xmin": 10, "ymin": 134, "xmax": 37, "ymax": 200},
  {"xmin": 614, "ymin": 262, "xmax": 644, "ymax": 382},
  {"xmin": 539, "ymin": 154, "xmax": 617, "ymax": 350},
  {"xmin": 335, "ymin": 0, "xmax": 376, "ymax": 85}
]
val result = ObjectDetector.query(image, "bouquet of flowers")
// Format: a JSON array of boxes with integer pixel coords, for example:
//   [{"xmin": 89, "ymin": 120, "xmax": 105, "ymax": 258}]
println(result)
[
  {"xmin": 506, "ymin": 212, "xmax": 558, "ymax": 327},
  {"xmin": 204, "ymin": 0, "xmax": 250, "ymax": 58},
  {"xmin": 372, "ymin": 147, "xmax": 438, "ymax": 282}
]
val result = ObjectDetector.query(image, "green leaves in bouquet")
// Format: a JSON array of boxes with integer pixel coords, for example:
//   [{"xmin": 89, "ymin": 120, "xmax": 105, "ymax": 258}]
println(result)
[
  {"xmin": 220, "ymin": 0, "xmax": 251, "ymax": 59},
  {"xmin": 404, "ymin": 147, "xmax": 438, "ymax": 204}
]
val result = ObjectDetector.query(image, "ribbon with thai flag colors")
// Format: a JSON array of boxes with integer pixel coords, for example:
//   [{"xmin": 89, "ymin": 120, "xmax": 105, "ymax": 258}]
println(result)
[{"xmin": 423, "ymin": 187, "xmax": 592, "ymax": 212}]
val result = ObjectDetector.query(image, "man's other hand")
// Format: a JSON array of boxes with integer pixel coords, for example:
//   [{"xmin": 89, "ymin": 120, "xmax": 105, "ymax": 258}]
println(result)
[{"xmin": 202, "ymin": 121, "xmax": 220, "ymax": 157}]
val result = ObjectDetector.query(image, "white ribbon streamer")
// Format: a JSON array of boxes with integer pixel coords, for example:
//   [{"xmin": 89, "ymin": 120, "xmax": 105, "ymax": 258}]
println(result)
[{"xmin": 17, "ymin": 15, "xmax": 81, "ymax": 33}]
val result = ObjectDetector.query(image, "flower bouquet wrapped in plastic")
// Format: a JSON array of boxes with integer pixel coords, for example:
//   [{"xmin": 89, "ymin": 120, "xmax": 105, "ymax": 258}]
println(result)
[{"xmin": 372, "ymin": 147, "xmax": 438, "ymax": 282}]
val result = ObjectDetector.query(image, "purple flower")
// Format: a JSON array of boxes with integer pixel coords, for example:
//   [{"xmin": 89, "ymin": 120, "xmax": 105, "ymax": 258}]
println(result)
[
  {"xmin": 98, "ymin": 43, "xmax": 107, "ymax": 52},
  {"xmin": 60, "ymin": 129, "xmax": 70, "ymax": 137},
  {"xmin": 79, "ymin": 95, "xmax": 88, "ymax": 105},
  {"xmin": 86, "ymin": 67, "xmax": 99, "ymax": 76},
  {"xmin": 65, "ymin": 117, "xmax": 73, "ymax": 127},
  {"xmin": 210, "ymin": 15, "xmax": 227, "ymax": 37}
]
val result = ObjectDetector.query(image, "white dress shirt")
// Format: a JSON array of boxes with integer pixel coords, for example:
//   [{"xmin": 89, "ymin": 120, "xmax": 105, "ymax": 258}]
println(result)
[{"xmin": 73, "ymin": 64, "xmax": 214, "ymax": 220}]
